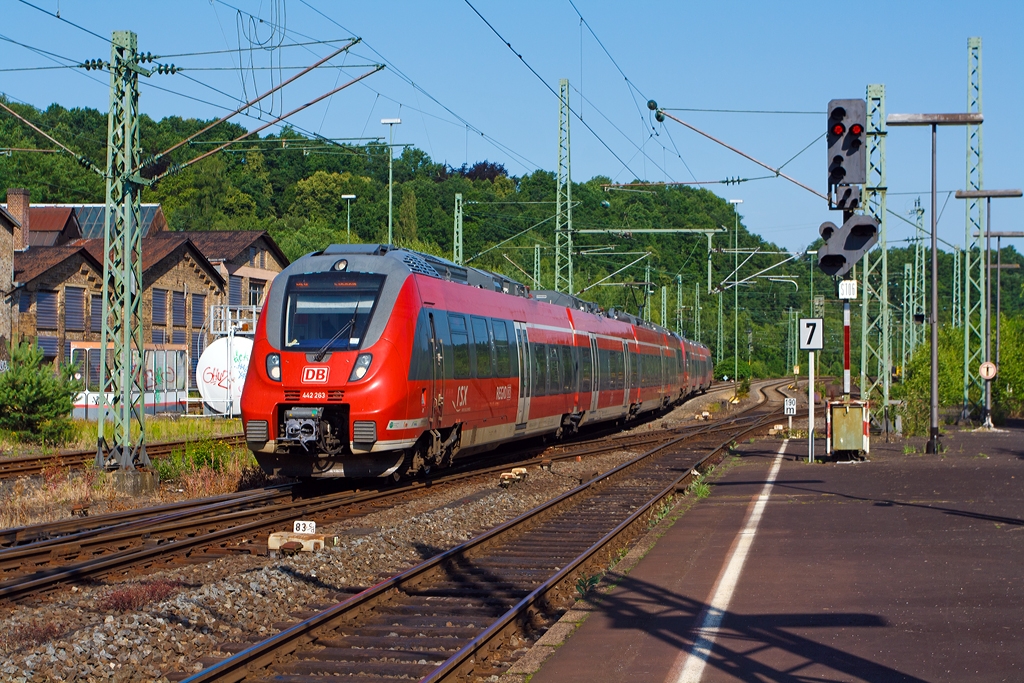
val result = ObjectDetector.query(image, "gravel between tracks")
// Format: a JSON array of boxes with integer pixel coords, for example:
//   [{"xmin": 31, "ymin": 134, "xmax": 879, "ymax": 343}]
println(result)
[{"xmin": 0, "ymin": 392, "xmax": 747, "ymax": 682}]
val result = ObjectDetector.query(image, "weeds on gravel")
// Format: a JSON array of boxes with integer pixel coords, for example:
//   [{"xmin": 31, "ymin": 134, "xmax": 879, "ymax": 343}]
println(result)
[
  {"xmin": 689, "ymin": 473, "xmax": 711, "ymax": 499},
  {"xmin": 0, "ymin": 465, "xmax": 109, "ymax": 528},
  {"xmin": 649, "ymin": 495, "xmax": 676, "ymax": 528},
  {"xmin": 902, "ymin": 444, "xmax": 917, "ymax": 455},
  {"xmin": 67, "ymin": 416, "xmax": 242, "ymax": 451},
  {"xmin": 98, "ymin": 579, "xmax": 183, "ymax": 612},
  {"xmin": 155, "ymin": 439, "xmax": 263, "ymax": 497},
  {"xmin": 0, "ymin": 619, "xmax": 64, "ymax": 652},
  {"xmin": 575, "ymin": 573, "xmax": 601, "ymax": 598}
]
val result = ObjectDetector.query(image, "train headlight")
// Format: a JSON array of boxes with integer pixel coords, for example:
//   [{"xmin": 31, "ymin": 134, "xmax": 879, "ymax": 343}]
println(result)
[
  {"xmin": 349, "ymin": 353, "xmax": 372, "ymax": 381},
  {"xmin": 266, "ymin": 353, "xmax": 282, "ymax": 381}
]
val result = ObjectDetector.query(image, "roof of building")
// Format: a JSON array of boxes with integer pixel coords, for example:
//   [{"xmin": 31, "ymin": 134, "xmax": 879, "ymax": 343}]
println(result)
[
  {"xmin": 174, "ymin": 230, "xmax": 289, "ymax": 267},
  {"xmin": 33, "ymin": 204, "xmax": 167, "ymax": 239},
  {"xmin": 77, "ymin": 235, "xmax": 225, "ymax": 287},
  {"xmin": 28, "ymin": 207, "xmax": 78, "ymax": 233},
  {"xmin": 0, "ymin": 205, "xmax": 20, "ymax": 230},
  {"xmin": 14, "ymin": 244, "xmax": 102, "ymax": 284}
]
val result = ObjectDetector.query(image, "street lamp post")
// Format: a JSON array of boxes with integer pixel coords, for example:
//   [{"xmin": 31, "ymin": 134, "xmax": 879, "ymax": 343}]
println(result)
[
  {"xmin": 887, "ymin": 112, "xmax": 982, "ymax": 453},
  {"xmin": 381, "ymin": 118, "xmax": 401, "ymax": 245},
  {"xmin": 729, "ymin": 199, "xmax": 743, "ymax": 398},
  {"xmin": 342, "ymin": 194, "xmax": 357, "ymax": 242},
  {"xmin": 953, "ymin": 189, "xmax": 1022, "ymax": 428}
]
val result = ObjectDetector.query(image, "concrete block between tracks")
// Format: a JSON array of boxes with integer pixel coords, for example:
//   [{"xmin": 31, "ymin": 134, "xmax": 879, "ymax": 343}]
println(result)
[{"xmin": 112, "ymin": 469, "xmax": 160, "ymax": 496}]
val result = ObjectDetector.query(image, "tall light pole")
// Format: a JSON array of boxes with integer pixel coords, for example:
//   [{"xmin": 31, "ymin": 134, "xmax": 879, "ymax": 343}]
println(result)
[
  {"xmin": 381, "ymin": 118, "xmax": 401, "ymax": 245},
  {"xmin": 888, "ymin": 112, "xmax": 982, "ymax": 453},
  {"xmin": 729, "ymin": 199, "xmax": 743, "ymax": 397},
  {"xmin": 954, "ymin": 190, "xmax": 1022, "ymax": 428},
  {"xmin": 342, "ymin": 194, "xmax": 356, "ymax": 242}
]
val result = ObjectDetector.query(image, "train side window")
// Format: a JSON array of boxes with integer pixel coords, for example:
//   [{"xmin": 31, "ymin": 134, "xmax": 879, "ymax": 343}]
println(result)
[
  {"xmin": 560, "ymin": 345, "xmax": 574, "ymax": 393},
  {"xmin": 610, "ymin": 350, "xmax": 623, "ymax": 390},
  {"xmin": 546, "ymin": 345, "xmax": 560, "ymax": 395},
  {"xmin": 449, "ymin": 314, "xmax": 471, "ymax": 379},
  {"xmin": 492, "ymin": 320, "xmax": 511, "ymax": 377},
  {"xmin": 407, "ymin": 310, "xmax": 433, "ymax": 381},
  {"xmin": 531, "ymin": 342, "xmax": 546, "ymax": 396},
  {"xmin": 579, "ymin": 344, "xmax": 593, "ymax": 394},
  {"xmin": 598, "ymin": 348, "xmax": 611, "ymax": 391},
  {"xmin": 471, "ymin": 316, "xmax": 493, "ymax": 379}
]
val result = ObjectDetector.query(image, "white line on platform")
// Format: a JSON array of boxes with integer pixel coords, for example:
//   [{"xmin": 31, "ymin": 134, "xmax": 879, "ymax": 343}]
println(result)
[{"xmin": 668, "ymin": 439, "xmax": 789, "ymax": 683}]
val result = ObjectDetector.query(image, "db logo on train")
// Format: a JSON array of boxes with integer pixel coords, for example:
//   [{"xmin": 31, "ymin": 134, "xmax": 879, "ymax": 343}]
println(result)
[{"xmin": 302, "ymin": 366, "xmax": 330, "ymax": 383}]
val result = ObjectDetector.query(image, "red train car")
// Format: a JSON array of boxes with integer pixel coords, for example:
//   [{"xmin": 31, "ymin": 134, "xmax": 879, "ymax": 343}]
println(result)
[{"xmin": 241, "ymin": 245, "xmax": 712, "ymax": 478}]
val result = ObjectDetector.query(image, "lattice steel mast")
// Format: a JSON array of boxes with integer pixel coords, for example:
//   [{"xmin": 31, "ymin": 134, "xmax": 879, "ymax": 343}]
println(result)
[
  {"xmin": 554, "ymin": 79, "xmax": 573, "ymax": 294},
  {"xmin": 860, "ymin": 84, "xmax": 890, "ymax": 423},
  {"xmin": 96, "ymin": 31, "xmax": 151, "ymax": 470},
  {"xmin": 962, "ymin": 36, "xmax": 985, "ymax": 420},
  {"xmin": 453, "ymin": 193, "xmax": 463, "ymax": 265}
]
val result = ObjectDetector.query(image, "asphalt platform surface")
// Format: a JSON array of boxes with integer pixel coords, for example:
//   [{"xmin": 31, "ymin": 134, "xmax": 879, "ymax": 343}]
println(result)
[{"xmin": 521, "ymin": 425, "xmax": 1023, "ymax": 683}]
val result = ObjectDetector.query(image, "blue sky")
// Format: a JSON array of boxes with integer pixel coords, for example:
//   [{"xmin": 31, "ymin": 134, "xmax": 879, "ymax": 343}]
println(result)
[{"xmin": 2, "ymin": 0, "xmax": 1022, "ymax": 253}]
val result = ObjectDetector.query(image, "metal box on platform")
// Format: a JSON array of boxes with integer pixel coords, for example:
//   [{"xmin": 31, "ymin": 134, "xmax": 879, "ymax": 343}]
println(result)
[{"xmin": 826, "ymin": 400, "xmax": 870, "ymax": 457}]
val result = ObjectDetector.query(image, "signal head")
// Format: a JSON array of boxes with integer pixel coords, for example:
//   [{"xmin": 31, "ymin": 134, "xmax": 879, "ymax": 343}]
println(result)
[
  {"xmin": 831, "ymin": 122, "xmax": 846, "ymax": 136},
  {"xmin": 849, "ymin": 122, "xmax": 864, "ymax": 136}
]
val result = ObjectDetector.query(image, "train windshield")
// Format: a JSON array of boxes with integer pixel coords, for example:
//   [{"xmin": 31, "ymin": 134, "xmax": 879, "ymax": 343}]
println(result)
[{"xmin": 282, "ymin": 272, "xmax": 386, "ymax": 352}]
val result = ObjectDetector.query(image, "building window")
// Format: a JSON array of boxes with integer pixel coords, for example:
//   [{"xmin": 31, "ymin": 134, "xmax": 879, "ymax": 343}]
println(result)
[
  {"xmin": 172, "ymin": 330, "xmax": 186, "ymax": 345},
  {"xmin": 65, "ymin": 287, "xmax": 85, "ymax": 332},
  {"xmin": 91, "ymin": 296, "xmax": 103, "ymax": 333},
  {"xmin": 37, "ymin": 335, "xmax": 58, "ymax": 360},
  {"xmin": 19, "ymin": 294, "xmax": 29, "ymax": 313},
  {"xmin": 229, "ymin": 276, "xmax": 242, "ymax": 306},
  {"xmin": 172, "ymin": 291, "xmax": 186, "ymax": 326},
  {"xmin": 249, "ymin": 246, "xmax": 257, "ymax": 267},
  {"xmin": 192, "ymin": 293, "xmax": 206, "ymax": 328},
  {"xmin": 248, "ymin": 280, "xmax": 265, "ymax": 307},
  {"xmin": 152, "ymin": 289, "xmax": 167, "ymax": 325},
  {"xmin": 36, "ymin": 290, "xmax": 58, "ymax": 330},
  {"xmin": 152, "ymin": 329, "xmax": 166, "ymax": 344}
]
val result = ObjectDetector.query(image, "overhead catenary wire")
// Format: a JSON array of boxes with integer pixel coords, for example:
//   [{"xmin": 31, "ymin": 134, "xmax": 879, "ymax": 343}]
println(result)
[
  {"xmin": 218, "ymin": 0, "xmax": 542, "ymax": 174},
  {"xmin": 462, "ymin": 0, "xmax": 642, "ymax": 180},
  {"xmin": 150, "ymin": 65, "xmax": 384, "ymax": 182}
]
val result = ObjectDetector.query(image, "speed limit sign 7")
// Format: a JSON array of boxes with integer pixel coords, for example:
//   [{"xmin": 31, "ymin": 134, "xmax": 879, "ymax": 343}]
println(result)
[{"xmin": 799, "ymin": 318, "xmax": 824, "ymax": 350}]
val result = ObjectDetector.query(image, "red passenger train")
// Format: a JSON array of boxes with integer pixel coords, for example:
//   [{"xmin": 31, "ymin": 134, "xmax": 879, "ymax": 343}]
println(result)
[{"xmin": 241, "ymin": 245, "xmax": 712, "ymax": 479}]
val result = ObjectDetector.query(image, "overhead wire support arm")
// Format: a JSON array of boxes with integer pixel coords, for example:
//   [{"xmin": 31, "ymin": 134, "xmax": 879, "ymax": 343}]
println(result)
[
  {"xmin": 149, "ymin": 64, "xmax": 383, "ymax": 183},
  {"xmin": 147, "ymin": 39, "xmax": 361, "ymax": 165},
  {"xmin": 0, "ymin": 100, "xmax": 105, "ymax": 176},
  {"xmin": 655, "ymin": 109, "xmax": 828, "ymax": 202},
  {"xmin": 576, "ymin": 253, "xmax": 651, "ymax": 296}
]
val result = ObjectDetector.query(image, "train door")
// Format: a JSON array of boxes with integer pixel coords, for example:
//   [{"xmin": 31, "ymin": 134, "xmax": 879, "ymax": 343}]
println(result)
[
  {"xmin": 622, "ymin": 341, "xmax": 631, "ymax": 409},
  {"xmin": 514, "ymin": 322, "xmax": 530, "ymax": 426},
  {"xmin": 589, "ymin": 335, "xmax": 599, "ymax": 412},
  {"xmin": 428, "ymin": 312, "xmax": 444, "ymax": 428}
]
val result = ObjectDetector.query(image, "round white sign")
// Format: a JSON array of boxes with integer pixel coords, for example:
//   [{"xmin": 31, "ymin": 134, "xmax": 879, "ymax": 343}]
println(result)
[
  {"xmin": 196, "ymin": 336, "xmax": 254, "ymax": 415},
  {"xmin": 979, "ymin": 361, "xmax": 997, "ymax": 381}
]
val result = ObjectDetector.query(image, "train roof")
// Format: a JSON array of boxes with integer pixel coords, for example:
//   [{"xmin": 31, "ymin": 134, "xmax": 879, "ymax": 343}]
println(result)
[{"xmin": 307, "ymin": 244, "xmax": 696, "ymax": 342}]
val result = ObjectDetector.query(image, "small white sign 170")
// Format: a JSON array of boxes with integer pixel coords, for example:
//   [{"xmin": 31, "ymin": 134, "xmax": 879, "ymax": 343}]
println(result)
[{"xmin": 293, "ymin": 520, "xmax": 316, "ymax": 534}]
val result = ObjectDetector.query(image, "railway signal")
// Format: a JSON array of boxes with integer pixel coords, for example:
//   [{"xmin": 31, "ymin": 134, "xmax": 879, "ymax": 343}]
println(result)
[
  {"xmin": 817, "ymin": 214, "xmax": 880, "ymax": 277},
  {"xmin": 827, "ymin": 98, "xmax": 867, "ymax": 208}
]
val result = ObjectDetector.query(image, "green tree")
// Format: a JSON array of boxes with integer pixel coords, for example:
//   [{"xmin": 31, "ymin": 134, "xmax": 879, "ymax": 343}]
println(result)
[
  {"xmin": 0, "ymin": 341, "xmax": 83, "ymax": 445},
  {"xmin": 397, "ymin": 188, "xmax": 418, "ymax": 244}
]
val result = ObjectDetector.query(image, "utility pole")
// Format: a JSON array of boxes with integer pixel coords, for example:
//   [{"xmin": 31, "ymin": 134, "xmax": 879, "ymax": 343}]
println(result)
[
  {"xmin": 694, "ymin": 281, "xmax": 701, "ymax": 343},
  {"xmin": 716, "ymin": 291, "xmax": 724, "ymax": 363},
  {"xmin": 554, "ymin": 78, "xmax": 573, "ymax": 294},
  {"xmin": 913, "ymin": 199, "xmax": 928, "ymax": 341},
  {"xmin": 96, "ymin": 31, "xmax": 151, "ymax": 471},
  {"xmin": 534, "ymin": 244, "xmax": 541, "ymax": 289},
  {"xmin": 643, "ymin": 262, "xmax": 652, "ymax": 322},
  {"xmin": 962, "ymin": 36, "xmax": 986, "ymax": 421},
  {"xmin": 861, "ymin": 83, "xmax": 890, "ymax": 425},
  {"xmin": 382, "ymin": 118, "xmax": 401, "ymax": 245},
  {"xmin": 453, "ymin": 193, "xmax": 463, "ymax": 265},
  {"xmin": 676, "ymin": 275, "xmax": 683, "ymax": 335},
  {"xmin": 661, "ymin": 285, "xmax": 667, "ymax": 327}
]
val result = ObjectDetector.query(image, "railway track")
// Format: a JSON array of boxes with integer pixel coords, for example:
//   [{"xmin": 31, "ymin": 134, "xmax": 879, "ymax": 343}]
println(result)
[
  {"xmin": 0, "ymin": 433, "xmax": 246, "ymax": 480},
  {"xmin": 0, "ymin": 381, "xmax": 785, "ymax": 605},
  {"xmin": 177, "ymin": 379, "xmax": 788, "ymax": 682}
]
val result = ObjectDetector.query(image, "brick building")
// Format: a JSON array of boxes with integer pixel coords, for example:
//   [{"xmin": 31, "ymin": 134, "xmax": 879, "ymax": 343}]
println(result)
[{"xmin": 1, "ymin": 189, "xmax": 289, "ymax": 392}]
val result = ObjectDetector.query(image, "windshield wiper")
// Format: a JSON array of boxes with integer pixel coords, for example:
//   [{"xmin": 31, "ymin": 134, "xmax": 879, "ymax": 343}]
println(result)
[{"xmin": 313, "ymin": 318, "xmax": 354, "ymax": 362}]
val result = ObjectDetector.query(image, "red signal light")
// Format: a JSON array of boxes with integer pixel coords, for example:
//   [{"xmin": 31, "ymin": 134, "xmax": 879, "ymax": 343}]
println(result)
[
  {"xmin": 831, "ymin": 122, "xmax": 846, "ymax": 136},
  {"xmin": 849, "ymin": 123, "xmax": 864, "ymax": 135}
]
